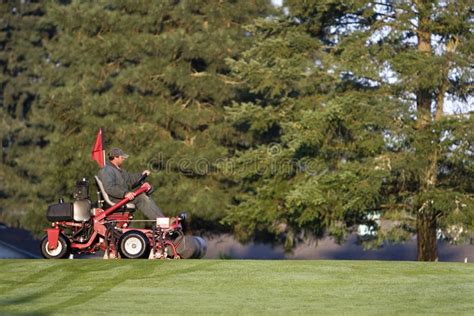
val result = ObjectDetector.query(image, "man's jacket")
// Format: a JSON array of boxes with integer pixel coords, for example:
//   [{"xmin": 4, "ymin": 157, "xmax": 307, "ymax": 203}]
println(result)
[{"xmin": 98, "ymin": 162, "xmax": 142, "ymax": 202}]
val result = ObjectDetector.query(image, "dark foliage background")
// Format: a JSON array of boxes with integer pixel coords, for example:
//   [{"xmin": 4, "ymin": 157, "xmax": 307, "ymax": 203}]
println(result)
[{"xmin": 1, "ymin": 0, "xmax": 472, "ymax": 260}]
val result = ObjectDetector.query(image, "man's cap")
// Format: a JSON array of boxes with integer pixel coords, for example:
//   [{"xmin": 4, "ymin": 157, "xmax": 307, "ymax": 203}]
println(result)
[{"xmin": 108, "ymin": 148, "xmax": 129, "ymax": 159}]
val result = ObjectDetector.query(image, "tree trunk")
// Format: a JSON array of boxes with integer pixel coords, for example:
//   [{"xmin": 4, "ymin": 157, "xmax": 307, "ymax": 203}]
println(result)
[
  {"xmin": 415, "ymin": 6, "xmax": 432, "ymax": 130},
  {"xmin": 415, "ymin": 37, "xmax": 460, "ymax": 261},
  {"xmin": 415, "ymin": 1, "xmax": 438, "ymax": 261},
  {"xmin": 416, "ymin": 211, "xmax": 438, "ymax": 261}
]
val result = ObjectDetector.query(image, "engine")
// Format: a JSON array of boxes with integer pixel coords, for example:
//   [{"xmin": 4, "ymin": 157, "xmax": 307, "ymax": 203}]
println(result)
[{"xmin": 46, "ymin": 178, "xmax": 92, "ymax": 222}]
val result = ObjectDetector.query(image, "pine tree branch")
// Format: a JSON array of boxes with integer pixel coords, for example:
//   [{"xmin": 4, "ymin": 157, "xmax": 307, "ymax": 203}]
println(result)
[
  {"xmin": 379, "ymin": 203, "xmax": 411, "ymax": 210},
  {"xmin": 372, "ymin": 4, "xmax": 417, "ymax": 29},
  {"xmin": 218, "ymin": 74, "xmax": 242, "ymax": 85},
  {"xmin": 190, "ymin": 72, "xmax": 241, "ymax": 85},
  {"xmin": 180, "ymin": 98, "xmax": 191, "ymax": 109},
  {"xmin": 333, "ymin": 20, "xmax": 366, "ymax": 26},
  {"xmin": 374, "ymin": 12, "xmax": 396, "ymax": 21},
  {"xmin": 190, "ymin": 71, "xmax": 209, "ymax": 77},
  {"xmin": 372, "ymin": 1, "xmax": 394, "ymax": 9}
]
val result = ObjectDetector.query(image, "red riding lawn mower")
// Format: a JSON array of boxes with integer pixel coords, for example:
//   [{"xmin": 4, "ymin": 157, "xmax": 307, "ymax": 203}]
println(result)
[{"xmin": 40, "ymin": 174, "xmax": 206, "ymax": 260}]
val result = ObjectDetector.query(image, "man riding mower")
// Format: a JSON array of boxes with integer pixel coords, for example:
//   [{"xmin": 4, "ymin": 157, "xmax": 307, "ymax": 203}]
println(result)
[{"xmin": 40, "ymin": 148, "xmax": 206, "ymax": 260}]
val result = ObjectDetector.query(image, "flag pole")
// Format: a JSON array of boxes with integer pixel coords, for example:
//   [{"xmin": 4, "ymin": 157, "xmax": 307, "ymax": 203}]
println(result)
[{"xmin": 102, "ymin": 128, "xmax": 105, "ymax": 166}]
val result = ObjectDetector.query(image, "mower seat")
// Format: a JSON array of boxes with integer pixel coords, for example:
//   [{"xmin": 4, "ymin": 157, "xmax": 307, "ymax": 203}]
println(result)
[{"xmin": 94, "ymin": 176, "xmax": 136, "ymax": 211}]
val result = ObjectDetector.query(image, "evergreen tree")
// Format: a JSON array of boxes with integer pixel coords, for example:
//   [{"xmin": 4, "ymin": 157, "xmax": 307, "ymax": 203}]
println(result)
[
  {"xmin": 0, "ymin": 0, "xmax": 53, "ymax": 229},
  {"xmin": 37, "ymin": 0, "xmax": 272, "ymax": 231},
  {"xmin": 224, "ymin": 0, "xmax": 473, "ymax": 260},
  {"xmin": 328, "ymin": 0, "xmax": 473, "ymax": 261}
]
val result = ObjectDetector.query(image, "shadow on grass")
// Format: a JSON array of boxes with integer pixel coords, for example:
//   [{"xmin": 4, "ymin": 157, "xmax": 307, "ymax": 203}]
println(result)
[
  {"xmin": 2, "ymin": 260, "xmax": 222, "ymax": 315},
  {"xmin": 0, "ymin": 267, "xmax": 83, "ymax": 315},
  {"xmin": 0, "ymin": 261, "xmax": 124, "ymax": 315},
  {"xmin": 0, "ymin": 261, "xmax": 72, "ymax": 295}
]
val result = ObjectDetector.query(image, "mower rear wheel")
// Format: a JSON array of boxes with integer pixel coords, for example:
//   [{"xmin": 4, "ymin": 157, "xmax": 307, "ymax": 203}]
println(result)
[
  {"xmin": 118, "ymin": 231, "xmax": 150, "ymax": 259},
  {"xmin": 40, "ymin": 234, "xmax": 71, "ymax": 259}
]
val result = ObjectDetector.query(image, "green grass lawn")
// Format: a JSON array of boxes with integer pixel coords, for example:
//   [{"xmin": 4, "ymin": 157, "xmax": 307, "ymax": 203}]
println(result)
[{"xmin": 0, "ymin": 260, "xmax": 473, "ymax": 315}]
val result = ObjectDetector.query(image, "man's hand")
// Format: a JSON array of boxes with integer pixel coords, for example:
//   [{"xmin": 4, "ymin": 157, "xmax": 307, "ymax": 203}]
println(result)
[
  {"xmin": 142, "ymin": 170, "xmax": 151, "ymax": 176},
  {"xmin": 125, "ymin": 192, "xmax": 136, "ymax": 200}
]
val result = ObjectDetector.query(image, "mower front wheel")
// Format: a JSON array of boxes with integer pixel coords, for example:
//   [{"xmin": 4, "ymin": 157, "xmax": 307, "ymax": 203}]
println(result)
[
  {"xmin": 118, "ymin": 231, "xmax": 150, "ymax": 259},
  {"xmin": 40, "ymin": 234, "xmax": 71, "ymax": 259}
]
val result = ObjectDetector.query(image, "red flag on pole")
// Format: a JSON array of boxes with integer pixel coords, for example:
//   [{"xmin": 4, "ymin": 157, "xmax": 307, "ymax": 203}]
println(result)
[{"xmin": 91, "ymin": 128, "xmax": 105, "ymax": 168}]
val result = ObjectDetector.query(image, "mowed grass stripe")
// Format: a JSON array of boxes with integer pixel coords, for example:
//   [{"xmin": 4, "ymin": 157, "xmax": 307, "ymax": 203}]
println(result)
[{"xmin": 0, "ymin": 260, "xmax": 472, "ymax": 315}]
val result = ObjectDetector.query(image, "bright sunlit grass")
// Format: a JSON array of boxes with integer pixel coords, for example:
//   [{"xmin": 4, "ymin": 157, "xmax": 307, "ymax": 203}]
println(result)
[{"xmin": 1, "ymin": 260, "xmax": 473, "ymax": 315}]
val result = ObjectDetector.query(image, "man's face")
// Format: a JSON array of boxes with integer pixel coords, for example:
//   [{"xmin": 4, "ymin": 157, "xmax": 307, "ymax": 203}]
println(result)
[{"xmin": 114, "ymin": 155, "xmax": 126, "ymax": 167}]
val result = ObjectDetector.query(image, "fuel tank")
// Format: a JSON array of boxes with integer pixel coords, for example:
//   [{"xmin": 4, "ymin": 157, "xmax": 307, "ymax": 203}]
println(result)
[{"xmin": 73, "ymin": 200, "xmax": 91, "ymax": 222}]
